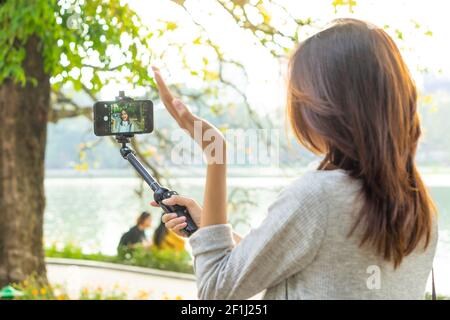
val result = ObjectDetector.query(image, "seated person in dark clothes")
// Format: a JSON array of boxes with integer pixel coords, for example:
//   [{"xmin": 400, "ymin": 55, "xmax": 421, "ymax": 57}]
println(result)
[{"xmin": 118, "ymin": 212, "xmax": 152, "ymax": 250}]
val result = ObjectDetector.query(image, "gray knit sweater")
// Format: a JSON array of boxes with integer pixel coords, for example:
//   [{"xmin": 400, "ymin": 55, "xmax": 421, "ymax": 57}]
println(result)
[{"xmin": 189, "ymin": 169, "xmax": 438, "ymax": 300}]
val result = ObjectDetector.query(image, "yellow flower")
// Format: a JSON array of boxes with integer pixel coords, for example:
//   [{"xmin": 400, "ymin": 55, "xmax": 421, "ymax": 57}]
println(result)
[
  {"xmin": 56, "ymin": 295, "xmax": 66, "ymax": 300},
  {"xmin": 162, "ymin": 293, "xmax": 170, "ymax": 300},
  {"xmin": 31, "ymin": 289, "xmax": 38, "ymax": 296},
  {"xmin": 175, "ymin": 295, "xmax": 183, "ymax": 300},
  {"xmin": 136, "ymin": 290, "xmax": 149, "ymax": 300},
  {"xmin": 40, "ymin": 288, "xmax": 47, "ymax": 295}
]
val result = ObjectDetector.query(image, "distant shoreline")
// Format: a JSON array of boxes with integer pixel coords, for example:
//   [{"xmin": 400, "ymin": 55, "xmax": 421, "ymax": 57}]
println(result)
[{"xmin": 44, "ymin": 168, "xmax": 450, "ymax": 186}]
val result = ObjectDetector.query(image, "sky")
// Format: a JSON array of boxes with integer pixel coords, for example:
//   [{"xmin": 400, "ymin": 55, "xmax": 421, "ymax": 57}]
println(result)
[{"xmin": 100, "ymin": 0, "xmax": 450, "ymax": 113}]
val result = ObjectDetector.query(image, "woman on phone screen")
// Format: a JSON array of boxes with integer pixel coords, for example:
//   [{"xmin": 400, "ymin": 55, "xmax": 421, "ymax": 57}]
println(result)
[
  {"xmin": 115, "ymin": 109, "xmax": 139, "ymax": 133},
  {"xmin": 151, "ymin": 19, "xmax": 438, "ymax": 300}
]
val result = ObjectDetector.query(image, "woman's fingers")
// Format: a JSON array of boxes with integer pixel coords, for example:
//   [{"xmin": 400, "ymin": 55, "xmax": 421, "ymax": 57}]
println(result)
[
  {"xmin": 152, "ymin": 66, "xmax": 173, "ymax": 103},
  {"xmin": 162, "ymin": 195, "xmax": 195, "ymax": 208},
  {"xmin": 150, "ymin": 200, "xmax": 160, "ymax": 207},
  {"xmin": 173, "ymin": 222, "xmax": 188, "ymax": 232},
  {"xmin": 158, "ymin": 195, "xmax": 202, "ymax": 228},
  {"xmin": 151, "ymin": 66, "xmax": 178, "ymax": 119},
  {"xmin": 161, "ymin": 213, "xmax": 177, "ymax": 223},
  {"xmin": 152, "ymin": 66, "xmax": 193, "ymax": 127},
  {"xmin": 165, "ymin": 216, "xmax": 187, "ymax": 230},
  {"xmin": 162, "ymin": 213, "xmax": 188, "ymax": 235}
]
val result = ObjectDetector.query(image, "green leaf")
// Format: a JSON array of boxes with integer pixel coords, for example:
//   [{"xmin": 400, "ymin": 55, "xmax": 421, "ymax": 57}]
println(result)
[
  {"xmin": 0, "ymin": 0, "xmax": 154, "ymax": 91},
  {"xmin": 166, "ymin": 21, "xmax": 177, "ymax": 31}
]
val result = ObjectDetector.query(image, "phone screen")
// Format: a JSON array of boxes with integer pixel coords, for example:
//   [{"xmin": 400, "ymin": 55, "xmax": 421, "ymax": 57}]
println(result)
[{"xmin": 93, "ymin": 100, "xmax": 153, "ymax": 136}]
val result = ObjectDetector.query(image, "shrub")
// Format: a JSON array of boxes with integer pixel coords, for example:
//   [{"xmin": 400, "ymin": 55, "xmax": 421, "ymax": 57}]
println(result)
[
  {"xmin": 45, "ymin": 242, "xmax": 194, "ymax": 274},
  {"xmin": 424, "ymin": 292, "xmax": 450, "ymax": 300},
  {"xmin": 117, "ymin": 245, "xmax": 194, "ymax": 274},
  {"xmin": 12, "ymin": 276, "xmax": 127, "ymax": 300}
]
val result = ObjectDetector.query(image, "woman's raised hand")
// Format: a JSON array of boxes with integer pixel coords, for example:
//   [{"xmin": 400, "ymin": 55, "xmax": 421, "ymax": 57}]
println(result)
[
  {"xmin": 152, "ymin": 66, "xmax": 226, "ymax": 164},
  {"xmin": 152, "ymin": 66, "xmax": 228, "ymax": 228}
]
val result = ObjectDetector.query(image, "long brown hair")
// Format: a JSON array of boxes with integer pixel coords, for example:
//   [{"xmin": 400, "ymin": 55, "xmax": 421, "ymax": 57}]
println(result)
[{"xmin": 287, "ymin": 18, "xmax": 435, "ymax": 267}]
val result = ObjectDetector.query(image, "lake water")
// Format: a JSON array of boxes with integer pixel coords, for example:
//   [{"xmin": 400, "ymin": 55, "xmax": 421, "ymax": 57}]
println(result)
[{"xmin": 43, "ymin": 171, "xmax": 450, "ymax": 294}]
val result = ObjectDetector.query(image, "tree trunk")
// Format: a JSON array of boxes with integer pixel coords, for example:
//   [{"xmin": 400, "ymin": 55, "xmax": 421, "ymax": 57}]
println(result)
[{"xmin": 0, "ymin": 35, "xmax": 50, "ymax": 287}]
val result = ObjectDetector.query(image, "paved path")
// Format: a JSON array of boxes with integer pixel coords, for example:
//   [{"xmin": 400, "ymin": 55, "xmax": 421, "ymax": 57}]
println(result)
[{"xmin": 46, "ymin": 258, "xmax": 198, "ymax": 299}]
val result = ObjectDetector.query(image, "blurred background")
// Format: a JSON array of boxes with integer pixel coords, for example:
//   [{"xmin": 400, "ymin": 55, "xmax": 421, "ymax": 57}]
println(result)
[{"xmin": 1, "ymin": 0, "xmax": 449, "ymax": 299}]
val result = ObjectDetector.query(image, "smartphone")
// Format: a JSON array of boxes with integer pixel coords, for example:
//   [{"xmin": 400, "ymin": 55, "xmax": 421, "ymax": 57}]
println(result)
[{"xmin": 93, "ymin": 100, "xmax": 153, "ymax": 136}]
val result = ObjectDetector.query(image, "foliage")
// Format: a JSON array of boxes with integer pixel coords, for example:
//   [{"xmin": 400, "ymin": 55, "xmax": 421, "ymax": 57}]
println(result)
[
  {"xmin": 46, "ymin": 242, "xmax": 112, "ymax": 261},
  {"xmin": 117, "ymin": 244, "xmax": 194, "ymax": 274},
  {"xmin": 424, "ymin": 292, "xmax": 450, "ymax": 300},
  {"xmin": 0, "ymin": 0, "xmax": 153, "ymax": 91},
  {"xmin": 12, "ymin": 275, "xmax": 69, "ymax": 300},
  {"xmin": 11, "ymin": 275, "xmax": 166, "ymax": 300},
  {"xmin": 45, "ymin": 242, "xmax": 194, "ymax": 274}
]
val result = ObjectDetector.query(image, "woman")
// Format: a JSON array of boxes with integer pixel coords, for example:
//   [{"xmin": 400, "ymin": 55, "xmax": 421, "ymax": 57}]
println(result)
[
  {"xmin": 153, "ymin": 221, "xmax": 186, "ymax": 252},
  {"xmin": 118, "ymin": 212, "xmax": 152, "ymax": 250},
  {"xmin": 151, "ymin": 19, "xmax": 438, "ymax": 299},
  {"xmin": 115, "ymin": 109, "xmax": 138, "ymax": 133}
]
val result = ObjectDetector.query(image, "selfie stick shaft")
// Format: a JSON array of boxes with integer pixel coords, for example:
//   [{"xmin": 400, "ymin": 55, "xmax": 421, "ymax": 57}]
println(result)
[
  {"xmin": 121, "ymin": 145, "xmax": 161, "ymax": 192},
  {"xmin": 120, "ymin": 144, "xmax": 198, "ymax": 236}
]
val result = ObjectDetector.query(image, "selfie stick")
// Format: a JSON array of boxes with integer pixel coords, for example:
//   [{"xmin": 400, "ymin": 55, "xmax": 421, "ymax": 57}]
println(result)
[{"xmin": 115, "ymin": 91, "xmax": 198, "ymax": 236}]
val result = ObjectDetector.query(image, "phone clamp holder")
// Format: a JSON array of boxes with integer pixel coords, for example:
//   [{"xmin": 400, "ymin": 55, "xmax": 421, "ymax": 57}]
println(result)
[{"xmin": 114, "ymin": 92, "xmax": 198, "ymax": 236}]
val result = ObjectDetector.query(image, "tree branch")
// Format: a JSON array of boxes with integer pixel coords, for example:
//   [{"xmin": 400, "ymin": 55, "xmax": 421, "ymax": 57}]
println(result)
[
  {"xmin": 48, "ymin": 108, "xmax": 92, "ymax": 123},
  {"xmin": 81, "ymin": 63, "xmax": 128, "ymax": 72},
  {"xmin": 50, "ymin": 89, "xmax": 92, "ymax": 122}
]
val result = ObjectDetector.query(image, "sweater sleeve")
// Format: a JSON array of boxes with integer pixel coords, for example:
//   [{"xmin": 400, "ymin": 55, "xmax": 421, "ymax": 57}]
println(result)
[{"xmin": 189, "ymin": 173, "xmax": 329, "ymax": 300}]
